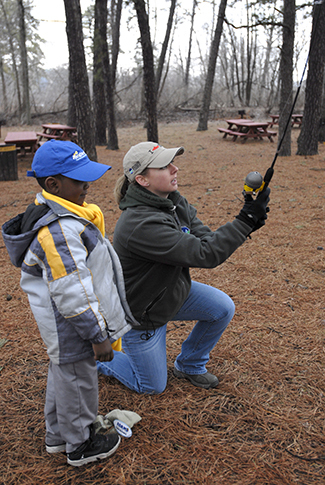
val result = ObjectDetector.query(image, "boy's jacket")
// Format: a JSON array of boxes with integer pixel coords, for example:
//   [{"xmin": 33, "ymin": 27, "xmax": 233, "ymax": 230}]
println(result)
[{"xmin": 2, "ymin": 193, "xmax": 139, "ymax": 364}]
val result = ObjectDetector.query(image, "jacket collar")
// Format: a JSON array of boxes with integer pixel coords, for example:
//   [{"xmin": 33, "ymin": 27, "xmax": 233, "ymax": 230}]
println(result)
[{"xmin": 119, "ymin": 184, "xmax": 180, "ymax": 211}]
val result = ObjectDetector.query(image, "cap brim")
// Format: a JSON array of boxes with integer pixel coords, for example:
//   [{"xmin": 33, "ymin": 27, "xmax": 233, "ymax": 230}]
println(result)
[
  {"xmin": 148, "ymin": 147, "xmax": 184, "ymax": 169},
  {"xmin": 62, "ymin": 161, "xmax": 111, "ymax": 182}
]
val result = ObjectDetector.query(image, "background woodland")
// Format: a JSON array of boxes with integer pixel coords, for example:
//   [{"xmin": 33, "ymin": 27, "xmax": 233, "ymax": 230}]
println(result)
[{"xmin": 0, "ymin": 0, "xmax": 325, "ymax": 159}]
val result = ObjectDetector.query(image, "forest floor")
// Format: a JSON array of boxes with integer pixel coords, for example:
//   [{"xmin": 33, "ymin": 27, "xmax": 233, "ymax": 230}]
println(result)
[{"xmin": 0, "ymin": 119, "xmax": 324, "ymax": 485}]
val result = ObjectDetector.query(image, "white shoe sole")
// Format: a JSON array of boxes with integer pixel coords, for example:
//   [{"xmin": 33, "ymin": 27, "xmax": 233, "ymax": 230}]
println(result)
[
  {"xmin": 46, "ymin": 443, "xmax": 66, "ymax": 454},
  {"xmin": 67, "ymin": 435, "xmax": 121, "ymax": 467}
]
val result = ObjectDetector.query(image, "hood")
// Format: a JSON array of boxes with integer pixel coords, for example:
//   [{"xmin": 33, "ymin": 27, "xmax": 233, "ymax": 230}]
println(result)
[{"xmin": 1, "ymin": 193, "xmax": 69, "ymax": 268}]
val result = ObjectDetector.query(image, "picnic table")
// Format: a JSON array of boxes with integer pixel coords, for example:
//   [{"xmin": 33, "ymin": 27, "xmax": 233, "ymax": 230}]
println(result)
[
  {"xmin": 4, "ymin": 131, "xmax": 38, "ymax": 155},
  {"xmin": 218, "ymin": 119, "xmax": 277, "ymax": 143},
  {"xmin": 37, "ymin": 124, "xmax": 77, "ymax": 145},
  {"xmin": 268, "ymin": 114, "xmax": 303, "ymax": 128}
]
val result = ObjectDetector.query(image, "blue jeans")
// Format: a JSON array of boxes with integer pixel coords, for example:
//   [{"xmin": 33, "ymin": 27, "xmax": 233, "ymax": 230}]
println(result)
[{"xmin": 97, "ymin": 281, "xmax": 235, "ymax": 394}]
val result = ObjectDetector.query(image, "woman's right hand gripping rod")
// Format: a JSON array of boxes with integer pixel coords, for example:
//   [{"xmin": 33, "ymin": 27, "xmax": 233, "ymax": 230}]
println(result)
[{"xmin": 236, "ymin": 167, "xmax": 273, "ymax": 234}]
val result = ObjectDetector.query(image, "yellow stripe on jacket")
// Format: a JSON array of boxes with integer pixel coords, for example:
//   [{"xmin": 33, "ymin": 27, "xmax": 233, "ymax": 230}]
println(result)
[{"xmin": 37, "ymin": 226, "xmax": 67, "ymax": 280}]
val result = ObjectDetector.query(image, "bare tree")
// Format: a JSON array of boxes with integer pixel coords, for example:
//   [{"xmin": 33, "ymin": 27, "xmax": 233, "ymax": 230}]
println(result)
[
  {"xmin": 17, "ymin": 0, "xmax": 31, "ymax": 124},
  {"xmin": 197, "ymin": 0, "xmax": 228, "ymax": 132},
  {"xmin": 0, "ymin": 0, "xmax": 22, "ymax": 118},
  {"xmin": 133, "ymin": 0, "xmax": 158, "ymax": 142},
  {"xmin": 110, "ymin": 0, "xmax": 123, "ymax": 92},
  {"xmin": 64, "ymin": 0, "xmax": 97, "ymax": 160},
  {"xmin": 155, "ymin": 0, "xmax": 177, "ymax": 96},
  {"xmin": 278, "ymin": 0, "xmax": 295, "ymax": 156},
  {"xmin": 100, "ymin": 0, "xmax": 119, "ymax": 150},
  {"xmin": 184, "ymin": 0, "xmax": 197, "ymax": 88},
  {"xmin": 0, "ymin": 55, "xmax": 8, "ymax": 115},
  {"xmin": 257, "ymin": 22, "xmax": 276, "ymax": 106},
  {"xmin": 93, "ymin": 0, "xmax": 107, "ymax": 145},
  {"xmin": 297, "ymin": 0, "xmax": 325, "ymax": 155}
]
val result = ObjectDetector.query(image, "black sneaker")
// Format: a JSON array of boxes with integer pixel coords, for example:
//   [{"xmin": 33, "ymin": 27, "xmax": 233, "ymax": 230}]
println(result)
[
  {"xmin": 67, "ymin": 430, "xmax": 120, "ymax": 467},
  {"xmin": 173, "ymin": 367, "xmax": 219, "ymax": 389}
]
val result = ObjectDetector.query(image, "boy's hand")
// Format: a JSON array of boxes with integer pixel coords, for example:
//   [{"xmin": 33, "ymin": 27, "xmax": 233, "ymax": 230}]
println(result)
[{"xmin": 93, "ymin": 339, "xmax": 114, "ymax": 362}]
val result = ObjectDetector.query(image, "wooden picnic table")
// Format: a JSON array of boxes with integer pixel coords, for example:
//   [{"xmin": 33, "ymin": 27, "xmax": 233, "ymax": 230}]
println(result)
[
  {"xmin": 218, "ymin": 119, "xmax": 277, "ymax": 143},
  {"xmin": 4, "ymin": 131, "xmax": 38, "ymax": 155},
  {"xmin": 37, "ymin": 124, "xmax": 77, "ymax": 144},
  {"xmin": 268, "ymin": 114, "xmax": 303, "ymax": 128}
]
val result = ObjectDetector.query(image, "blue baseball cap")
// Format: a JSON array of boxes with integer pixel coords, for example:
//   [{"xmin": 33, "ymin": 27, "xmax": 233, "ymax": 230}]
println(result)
[{"xmin": 27, "ymin": 139, "xmax": 111, "ymax": 181}]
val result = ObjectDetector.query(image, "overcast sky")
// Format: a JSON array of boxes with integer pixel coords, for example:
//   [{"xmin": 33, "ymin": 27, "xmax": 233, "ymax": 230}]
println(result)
[
  {"xmin": 31, "ymin": 0, "xmax": 311, "ymax": 77},
  {"xmin": 31, "ymin": 0, "xmax": 244, "ymax": 71},
  {"xmin": 32, "ymin": 0, "xmax": 92, "ymax": 69}
]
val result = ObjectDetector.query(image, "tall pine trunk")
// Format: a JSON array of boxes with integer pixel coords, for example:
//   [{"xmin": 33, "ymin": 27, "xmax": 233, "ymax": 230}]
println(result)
[
  {"xmin": 64, "ymin": 0, "xmax": 97, "ymax": 161},
  {"xmin": 197, "ymin": 0, "xmax": 227, "ymax": 132},
  {"xmin": 93, "ymin": 0, "xmax": 107, "ymax": 146},
  {"xmin": 133, "ymin": 0, "xmax": 158, "ymax": 142},
  {"xmin": 278, "ymin": 0, "xmax": 295, "ymax": 156},
  {"xmin": 297, "ymin": 1, "xmax": 325, "ymax": 155},
  {"xmin": 17, "ymin": 0, "xmax": 30, "ymax": 124}
]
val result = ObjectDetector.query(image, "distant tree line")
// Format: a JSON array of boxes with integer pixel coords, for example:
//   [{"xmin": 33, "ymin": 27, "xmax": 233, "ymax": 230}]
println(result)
[{"xmin": 0, "ymin": 0, "xmax": 324, "ymax": 157}]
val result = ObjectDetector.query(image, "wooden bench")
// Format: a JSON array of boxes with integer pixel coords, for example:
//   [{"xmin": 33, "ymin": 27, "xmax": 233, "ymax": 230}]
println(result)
[
  {"xmin": 36, "ymin": 132, "xmax": 60, "ymax": 140},
  {"xmin": 218, "ymin": 127, "xmax": 245, "ymax": 140}
]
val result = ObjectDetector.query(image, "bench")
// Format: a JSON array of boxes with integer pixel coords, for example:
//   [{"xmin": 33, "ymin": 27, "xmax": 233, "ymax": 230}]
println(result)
[
  {"xmin": 217, "ymin": 127, "xmax": 245, "ymax": 140},
  {"xmin": 36, "ymin": 132, "xmax": 60, "ymax": 140}
]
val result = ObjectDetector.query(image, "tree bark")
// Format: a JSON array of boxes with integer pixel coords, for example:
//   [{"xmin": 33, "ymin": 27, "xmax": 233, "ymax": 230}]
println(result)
[
  {"xmin": 110, "ymin": 0, "xmax": 122, "ymax": 92},
  {"xmin": 100, "ymin": 0, "xmax": 119, "ymax": 150},
  {"xmin": 67, "ymin": 63, "xmax": 77, "ymax": 128},
  {"xmin": 93, "ymin": 0, "xmax": 107, "ymax": 145},
  {"xmin": 184, "ymin": 0, "xmax": 197, "ymax": 88},
  {"xmin": 278, "ymin": 0, "xmax": 295, "ymax": 156},
  {"xmin": 133, "ymin": 0, "xmax": 158, "ymax": 142},
  {"xmin": 197, "ymin": 0, "xmax": 228, "ymax": 132},
  {"xmin": 64, "ymin": 0, "xmax": 97, "ymax": 161},
  {"xmin": 17, "ymin": 0, "xmax": 31, "ymax": 125},
  {"xmin": 297, "ymin": 1, "xmax": 325, "ymax": 155},
  {"xmin": 319, "ymin": 77, "xmax": 325, "ymax": 142}
]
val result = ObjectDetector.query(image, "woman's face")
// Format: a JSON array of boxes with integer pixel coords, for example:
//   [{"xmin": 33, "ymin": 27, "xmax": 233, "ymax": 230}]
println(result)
[{"xmin": 139, "ymin": 163, "xmax": 179, "ymax": 198}]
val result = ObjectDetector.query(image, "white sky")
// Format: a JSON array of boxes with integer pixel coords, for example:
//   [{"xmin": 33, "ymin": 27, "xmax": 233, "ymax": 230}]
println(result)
[
  {"xmin": 31, "ymin": 0, "xmax": 246, "ymax": 71},
  {"xmin": 32, "ymin": 0, "xmax": 92, "ymax": 69},
  {"xmin": 31, "ymin": 0, "xmax": 312, "ymax": 76}
]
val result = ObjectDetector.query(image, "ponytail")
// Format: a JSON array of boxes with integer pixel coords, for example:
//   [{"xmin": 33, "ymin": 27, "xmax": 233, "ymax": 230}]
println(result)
[{"xmin": 114, "ymin": 175, "xmax": 130, "ymax": 204}]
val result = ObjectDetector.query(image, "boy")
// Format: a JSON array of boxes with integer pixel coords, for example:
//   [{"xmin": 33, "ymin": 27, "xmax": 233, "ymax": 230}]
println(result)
[{"xmin": 2, "ymin": 140, "xmax": 138, "ymax": 466}]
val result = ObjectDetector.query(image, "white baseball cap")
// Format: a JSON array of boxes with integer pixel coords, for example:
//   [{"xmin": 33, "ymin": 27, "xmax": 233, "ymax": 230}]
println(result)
[{"xmin": 123, "ymin": 142, "xmax": 184, "ymax": 182}]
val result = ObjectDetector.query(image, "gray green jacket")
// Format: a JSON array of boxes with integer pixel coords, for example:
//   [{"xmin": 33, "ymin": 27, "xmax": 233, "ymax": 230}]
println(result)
[{"xmin": 113, "ymin": 184, "xmax": 252, "ymax": 332}]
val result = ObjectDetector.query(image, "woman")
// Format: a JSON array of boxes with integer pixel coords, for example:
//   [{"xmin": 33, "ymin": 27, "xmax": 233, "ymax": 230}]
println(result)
[{"xmin": 98, "ymin": 142, "xmax": 270, "ymax": 394}]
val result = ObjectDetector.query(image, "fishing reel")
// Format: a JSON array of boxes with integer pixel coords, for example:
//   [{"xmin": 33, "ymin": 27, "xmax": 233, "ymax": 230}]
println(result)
[{"xmin": 243, "ymin": 171, "xmax": 265, "ymax": 196}]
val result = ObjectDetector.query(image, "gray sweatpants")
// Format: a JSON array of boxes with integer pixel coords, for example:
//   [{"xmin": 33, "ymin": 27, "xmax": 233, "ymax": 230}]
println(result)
[{"xmin": 44, "ymin": 357, "xmax": 98, "ymax": 453}]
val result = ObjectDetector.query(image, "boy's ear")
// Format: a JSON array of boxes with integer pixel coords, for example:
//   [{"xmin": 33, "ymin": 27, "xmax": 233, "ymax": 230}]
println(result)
[{"xmin": 44, "ymin": 176, "xmax": 60, "ymax": 194}]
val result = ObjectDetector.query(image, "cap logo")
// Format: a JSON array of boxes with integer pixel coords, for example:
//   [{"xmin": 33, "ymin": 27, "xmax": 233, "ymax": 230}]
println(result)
[
  {"xmin": 149, "ymin": 144, "xmax": 160, "ymax": 154},
  {"xmin": 72, "ymin": 150, "xmax": 87, "ymax": 161},
  {"xmin": 129, "ymin": 161, "xmax": 141, "ymax": 175}
]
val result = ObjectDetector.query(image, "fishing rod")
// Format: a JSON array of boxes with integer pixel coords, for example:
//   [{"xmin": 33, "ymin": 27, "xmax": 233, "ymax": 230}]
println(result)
[{"xmin": 243, "ymin": 0, "xmax": 324, "ymax": 196}]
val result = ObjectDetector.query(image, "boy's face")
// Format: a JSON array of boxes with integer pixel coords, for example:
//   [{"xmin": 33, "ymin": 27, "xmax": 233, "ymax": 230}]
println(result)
[{"xmin": 46, "ymin": 175, "xmax": 90, "ymax": 205}]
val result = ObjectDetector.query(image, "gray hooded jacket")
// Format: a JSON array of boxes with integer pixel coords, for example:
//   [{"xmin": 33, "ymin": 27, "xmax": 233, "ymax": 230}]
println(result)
[{"xmin": 2, "ymin": 193, "xmax": 138, "ymax": 364}]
